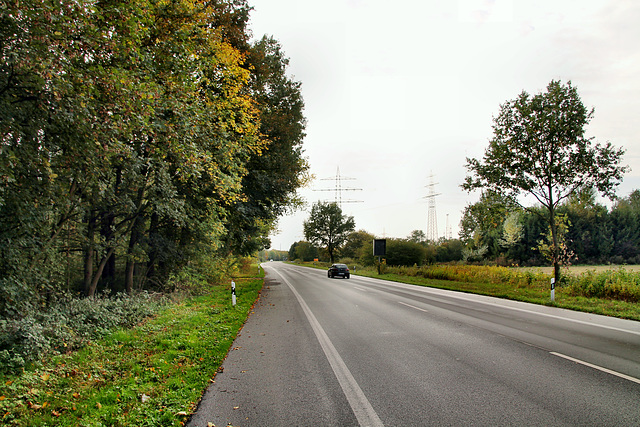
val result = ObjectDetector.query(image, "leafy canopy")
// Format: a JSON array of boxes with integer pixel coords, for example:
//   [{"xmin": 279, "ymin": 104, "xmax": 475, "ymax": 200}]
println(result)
[
  {"xmin": 463, "ymin": 80, "xmax": 627, "ymax": 282},
  {"xmin": 463, "ymin": 80, "xmax": 627, "ymax": 211},
  {"xmin": 303, "ymin": 201, "xmax": 355, "ymax": 263}
]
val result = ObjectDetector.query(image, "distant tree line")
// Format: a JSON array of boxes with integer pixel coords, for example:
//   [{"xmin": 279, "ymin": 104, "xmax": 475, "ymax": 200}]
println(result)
[
  {"xmin": 289, "ymin": 227, "xmax": 465, "ymax": 267},
  {"xmin": 461, "ymin": 188, "xmax": 640, "ymax": 266},
  {"xmin": 293, "ymin": 188, "xmax": 639, "ymax": 268},
  {"xmin": 0, "ymin": 0, "xmax": 308, "ymax": 320},
  {"xmin": 258, "ymin": 249, "xmax": 288, "ymax": 262}
]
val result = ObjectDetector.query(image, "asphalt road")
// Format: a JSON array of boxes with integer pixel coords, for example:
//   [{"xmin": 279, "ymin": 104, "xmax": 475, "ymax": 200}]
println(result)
[{"xmin": 188, "ymin": 262, "xmax": 640, "ymax": 426}]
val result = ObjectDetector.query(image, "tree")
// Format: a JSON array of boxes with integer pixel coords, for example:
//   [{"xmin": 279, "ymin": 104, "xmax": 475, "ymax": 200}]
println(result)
[
  {"xmin": 288, "ymin": 241, "xmax": 319, "ymax": 262},
  {"xmin": 303, "ymin": 202, "xmax": 355, "ymax": 263},
  {"xmin": 463, "ymin": 80, "xmax": 627, "ymax": 283},
  {"xmin": 385, "ymin": 239, "xmax": 426, "ymax": 266},
  {"xmin": 341, "ymin": 230, "xmax": 376, "ymax": 259},
  {"xmin": 407, "ymin": 230, "xmax": 427, "ymax": 244},
  {"xmin": 609, "ymin": 190, "xmax": 640, "ymax": 263},
  {"xmin": 220, "ymin": 36, "xmax": 309, "ymax": 256},
  {"xmin": 460, "ymin": 190, "xmax": 519, "ymax": 259},
  {"xmin": 559, "ymin": 187, "xmax": 611, "ymax": 263},
  {"xmin": 0, "ymin": 0, "xmax": 310, "ymax": 318}
]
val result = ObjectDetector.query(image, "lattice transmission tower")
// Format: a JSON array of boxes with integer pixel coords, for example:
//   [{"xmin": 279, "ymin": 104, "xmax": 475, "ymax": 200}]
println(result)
[
  {"xmin": 313, "ymin": 166, "xmax": 363, "ymax": 207},
  {"xmin": 424, "ymin": 173, "xmax": 441, "ymax": 242}
]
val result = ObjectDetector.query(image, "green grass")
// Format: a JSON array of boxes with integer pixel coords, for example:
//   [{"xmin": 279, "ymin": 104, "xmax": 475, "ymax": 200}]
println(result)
[{"xmin": 0, "ymin": 270, "xmax": 263, "ymax": 426}]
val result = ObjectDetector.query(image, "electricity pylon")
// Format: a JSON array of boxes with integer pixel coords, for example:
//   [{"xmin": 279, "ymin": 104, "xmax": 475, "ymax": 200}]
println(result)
[
  {"xmin": 424, "ymin": 173, "xmax": 441, "ymax": 242},
  {"xmin": 313, "ymin": 166, "xmax": 363, "ymax": 207}
]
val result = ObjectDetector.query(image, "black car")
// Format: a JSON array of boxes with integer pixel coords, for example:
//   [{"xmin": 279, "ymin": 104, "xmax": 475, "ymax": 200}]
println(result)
[{"xmin": 328, "ymin": 263, "xmax": 350, "ymax": 279}]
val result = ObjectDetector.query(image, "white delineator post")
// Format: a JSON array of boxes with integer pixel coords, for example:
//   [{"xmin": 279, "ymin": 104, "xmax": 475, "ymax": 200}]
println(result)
[
  {"xmin": 231, "ymin": 280, "xmax": 236, "ymax": 306},
  {"xmin": 550, "ymin": 277, "xmax": 555, "ymax": 302}
]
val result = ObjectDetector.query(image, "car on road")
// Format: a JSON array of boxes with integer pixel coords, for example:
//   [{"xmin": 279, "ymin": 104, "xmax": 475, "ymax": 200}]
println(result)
[{"xmin": 328, "ymin": 263, "xmax": 350, "ymax": 279}]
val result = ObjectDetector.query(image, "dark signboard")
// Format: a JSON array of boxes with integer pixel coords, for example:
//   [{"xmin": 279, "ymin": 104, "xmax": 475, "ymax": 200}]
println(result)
[{"xmin": 373, "ymin": 239, "xmax": 386, "ymax": 256}]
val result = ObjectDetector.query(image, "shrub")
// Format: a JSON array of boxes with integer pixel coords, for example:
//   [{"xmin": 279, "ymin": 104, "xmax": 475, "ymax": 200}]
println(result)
[{"xmin": 0, "ymin": 292, "xmax": 165, "ymax": 375}]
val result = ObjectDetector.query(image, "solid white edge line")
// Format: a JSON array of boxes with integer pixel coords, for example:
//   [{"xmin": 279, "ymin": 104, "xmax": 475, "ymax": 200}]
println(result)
[
  {"xmin": 353, "ymin": 275, "xmax": 640, "ymax": 337},
  {"xmin": 550, "ymin": 352, "xmax": 640, "ymax": 385},
  {"xmin": 268, "ymin": 267, "xmax": 384, "ymax": 427}
]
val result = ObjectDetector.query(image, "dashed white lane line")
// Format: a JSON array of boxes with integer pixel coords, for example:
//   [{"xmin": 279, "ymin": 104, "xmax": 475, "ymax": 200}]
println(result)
[
  {"xmin": 398, "ymin": 301, "xmax": 429, "ymax": 313},
  {"xmin": 550, "ymin": 352, "xmax": 640, "ymax": 385}
]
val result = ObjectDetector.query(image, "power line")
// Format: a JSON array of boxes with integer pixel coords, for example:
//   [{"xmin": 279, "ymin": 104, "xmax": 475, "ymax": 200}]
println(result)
[{"xmin": 313, "ymin": 166, "xmax": 363, "ymax": 207}]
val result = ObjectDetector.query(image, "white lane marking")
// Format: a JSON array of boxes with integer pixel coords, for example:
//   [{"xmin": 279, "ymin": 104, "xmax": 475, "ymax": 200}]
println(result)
[
  {"xmin": 269, "ymin": 267, "xmax": 384, "ymax": 427},
  {"xmin": 550, "ymin": 352, "xmax": 640, "ymax": 385},
  {"xmin": 398, "ymin": 301, "xmax": 429, "ymax": 313},
  {"xmin": 353, "ymin": 275, "xmax": 640, "ymax": 337},
  {"xmin": 353, "ymin": 286, "xmax": 367, "ymax": 292}
]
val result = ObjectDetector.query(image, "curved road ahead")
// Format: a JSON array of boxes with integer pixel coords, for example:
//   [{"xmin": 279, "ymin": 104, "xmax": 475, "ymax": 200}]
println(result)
[{"xmin": 188, "ymin": 262, "xmax": 640, "ymax": 426}]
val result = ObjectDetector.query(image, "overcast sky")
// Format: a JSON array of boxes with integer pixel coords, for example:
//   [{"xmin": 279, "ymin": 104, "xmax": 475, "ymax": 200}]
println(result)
[{"xmin": 248, "ymin": 0, "xmax": 640, "ymax": 251}]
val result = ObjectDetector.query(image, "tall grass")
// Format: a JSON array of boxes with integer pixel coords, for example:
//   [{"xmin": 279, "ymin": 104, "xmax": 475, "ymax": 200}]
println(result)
[
  {"xmin": 366, "ymin": 264, "xmax": 640, "ymax": 303},
  {"xmin": 565, "ymin": 269, "xmax": 640, "ymax": 302},
  {"xmin": 384, "ymin": 264, "xmax": 551, "ymax": 289}
]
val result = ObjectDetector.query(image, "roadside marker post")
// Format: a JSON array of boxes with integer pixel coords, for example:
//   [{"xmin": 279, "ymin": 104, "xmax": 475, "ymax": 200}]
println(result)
[
  {"xmin": 550, "ymin": 277, "xmax": 555, "ymax": 302},
  {"xmin": 231, "ymin": 280, "xmax": 236, "ymax": 306}
]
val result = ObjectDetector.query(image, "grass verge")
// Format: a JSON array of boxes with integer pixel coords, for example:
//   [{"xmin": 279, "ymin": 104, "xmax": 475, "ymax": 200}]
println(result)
[{"xmin": 0, "ymin": 272, "xmax": 263, "ymax": 426}]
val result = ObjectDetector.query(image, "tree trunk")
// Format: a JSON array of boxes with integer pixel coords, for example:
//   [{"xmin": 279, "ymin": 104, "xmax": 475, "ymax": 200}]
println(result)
[
  {"xmin": 125, "ymin": 214, "xmax": 144, "ymax": 294},
  {"xmin": 87, "ymin": 247, "xmax": 116, "ymax": 297},
  {"xmin": 83, "ymin": 212, "xmax": 96, "ymax": 296},
  {"xmin": 146, "ymin": 211, "xmax": 159, "ymax": 282},
  {"xmin": 100, "ymin": 210, "xmax": 116, "ymax": 287},
  {"xmin": 549, "ymin": 206, "xmax": 561, "ymax": 285}
]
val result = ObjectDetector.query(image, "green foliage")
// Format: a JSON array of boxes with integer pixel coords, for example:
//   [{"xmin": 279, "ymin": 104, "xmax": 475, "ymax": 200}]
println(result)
[
  {"xmin": 0, "ymin": 0, "xmax": 306, "ymax": 322},
  {"xmin": 535, "ymin": 213, "xmax": 573, "ymax": 264},
  {"xmin": 0, "ymin": 277, "xmax": 263, "ymax": 426},
  {"xmin": 459, "ymin": 188, "xmax": 640, "ymax": 266},
  {"xmin": 460, "ymin": 190, "xmax": 520, "ymax": 260},
  {"xmin": 303, "ymin": 202, "xmax": 356, "ymax": 263},
  {"xmin": 463, "ymin": 80, "xmax": 628, "ymax": 282},
  {"xmin": 566, "ymin": 269, "xmax": 640, "ymax": 302},
  {"xmin": 378, "ymin": 264, "xmax": 640, "ymax": 304},
  {"xmin": 501, "ymin": 211, "xmax": 524, "ymax": 248},
  {"xmin": 287, "ymin": 241, "xmax": 319, "ymax": 262},
  {"xmin": 384, "ymin": 239, "xmax": 427, "ymax": 266},
  {"xmin": 220, "ymin": 36, "xmax": 309, "ymax": 256},
  {"xmin": 341, "ymin": 230, "xmax": 376, "ymax": 260},
  {"xmin": 0, "ymin": 293, "xmax": 165, "ymax": 375}
]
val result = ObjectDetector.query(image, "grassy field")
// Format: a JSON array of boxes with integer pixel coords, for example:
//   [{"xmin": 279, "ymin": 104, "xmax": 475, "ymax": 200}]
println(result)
[{"xmin": 0, "ymin": 267, "xmax": 264, "ymax": 427}]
